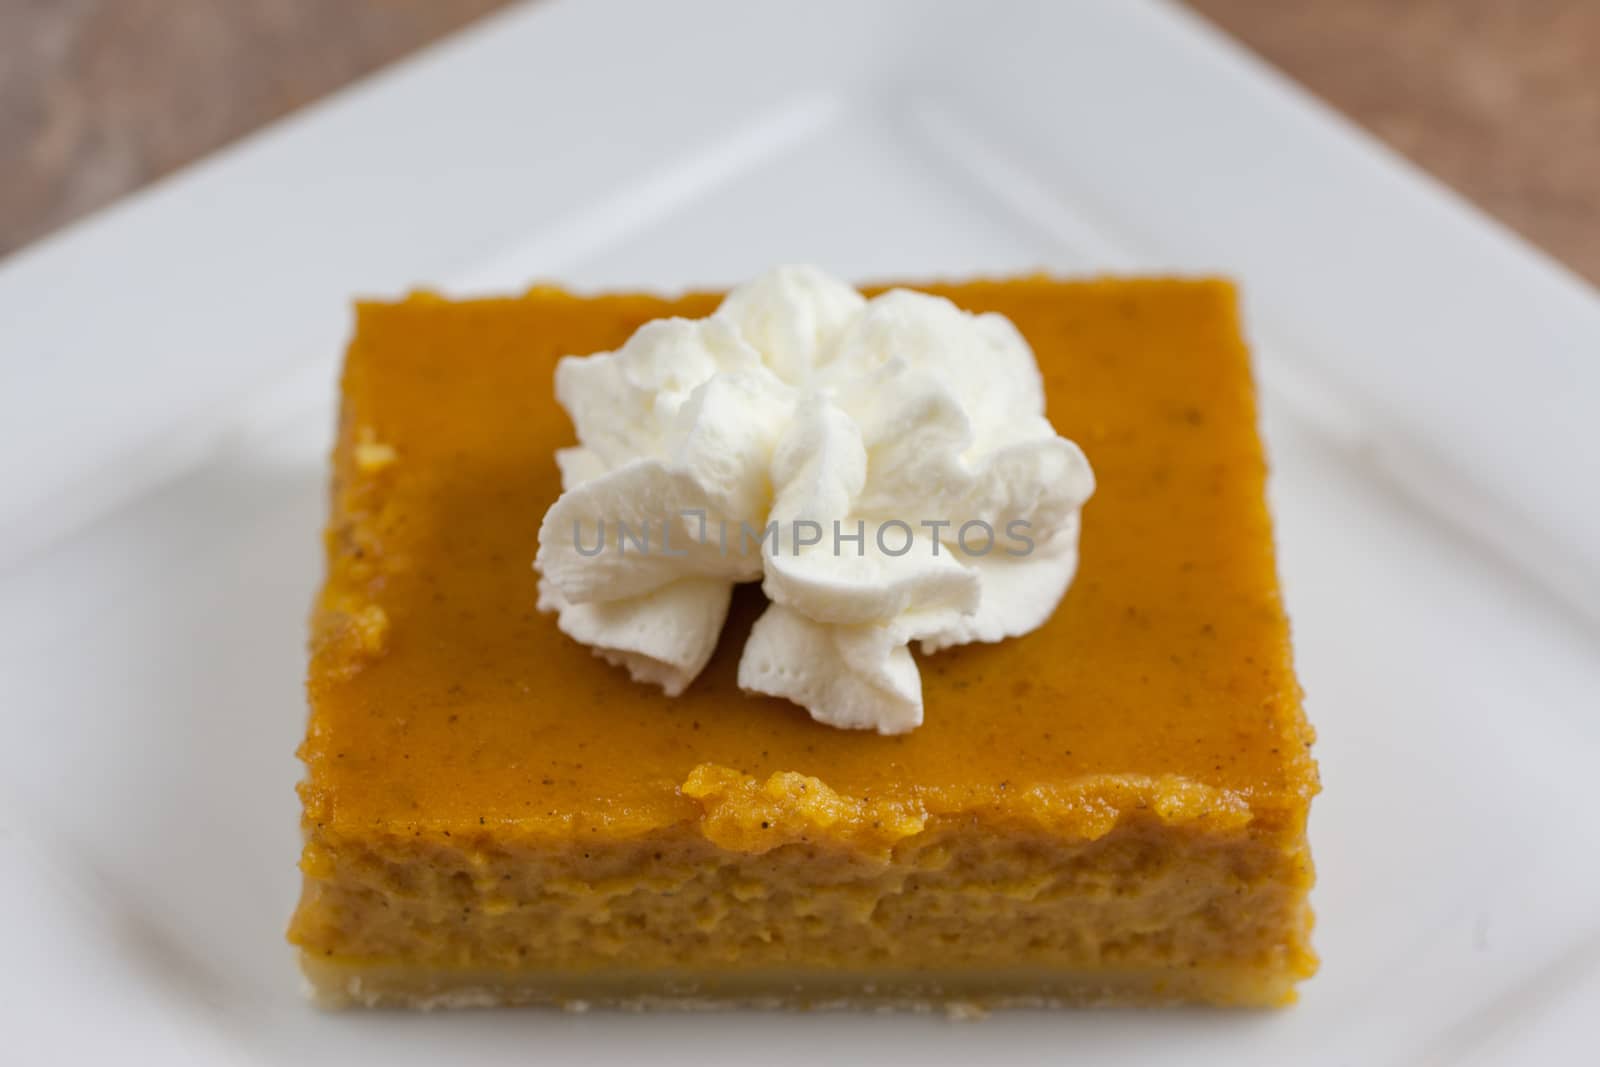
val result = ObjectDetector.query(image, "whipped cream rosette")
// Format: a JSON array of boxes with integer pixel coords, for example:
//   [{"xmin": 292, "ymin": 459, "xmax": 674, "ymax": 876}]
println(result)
[{"xmin": 536, "ymin": 266, "xmax": 1094, "ymax": 733}]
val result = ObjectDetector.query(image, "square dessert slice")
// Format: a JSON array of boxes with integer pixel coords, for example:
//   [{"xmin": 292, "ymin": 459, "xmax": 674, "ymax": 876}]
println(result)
[{"xmin": 289, "ymin": 278, "xmax": 1318, "ymax": 1008}]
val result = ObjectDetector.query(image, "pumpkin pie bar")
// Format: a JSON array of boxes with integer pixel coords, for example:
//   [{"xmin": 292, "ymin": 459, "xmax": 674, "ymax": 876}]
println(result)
[{"xmin": 289, "ymin": 278, "xmax": 1318, "ymax": 1009}]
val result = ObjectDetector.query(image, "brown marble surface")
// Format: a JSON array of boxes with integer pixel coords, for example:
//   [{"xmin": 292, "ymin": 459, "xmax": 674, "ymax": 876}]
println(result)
[{"xmin": 3, "ymin": 0, "xmax": 1597, "ymax": 285}]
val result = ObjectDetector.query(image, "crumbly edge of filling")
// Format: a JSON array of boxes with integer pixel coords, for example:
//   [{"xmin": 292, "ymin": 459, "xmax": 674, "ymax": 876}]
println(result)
[{"xmin": 290, "ymin": 812, "xmax": 1316, "ymax": 982}]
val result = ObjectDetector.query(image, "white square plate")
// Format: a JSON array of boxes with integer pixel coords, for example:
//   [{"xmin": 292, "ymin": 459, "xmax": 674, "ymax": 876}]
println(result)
[{"xmin": 2, "ymin": 2, "xmax": 1597, "ymax": 1063}]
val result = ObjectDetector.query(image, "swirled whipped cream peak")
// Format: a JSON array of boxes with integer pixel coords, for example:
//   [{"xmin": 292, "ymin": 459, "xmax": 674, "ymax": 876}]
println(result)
[{"xmin": 535, "ymin": 266, "xmax": 1095, "ymax": 734}]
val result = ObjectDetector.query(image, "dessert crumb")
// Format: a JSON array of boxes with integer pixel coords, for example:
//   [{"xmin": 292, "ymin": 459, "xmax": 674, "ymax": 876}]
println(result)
[
  {"xmin": 943, "ymin": 1000, "xmax": 989, "ymax": 1021},
  {"xmin": 352, "ymin": 603, "xmax": 390, "ymax": 656},
  {"xmin": 354, "ymin": 427, "xmax": 399, "ymax": 472}
]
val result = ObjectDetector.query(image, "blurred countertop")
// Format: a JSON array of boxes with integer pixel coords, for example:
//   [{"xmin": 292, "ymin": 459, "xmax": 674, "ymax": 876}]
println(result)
[{"xmin": 3, "ymin": 0, "xmax": 1597, "ymax": 285}]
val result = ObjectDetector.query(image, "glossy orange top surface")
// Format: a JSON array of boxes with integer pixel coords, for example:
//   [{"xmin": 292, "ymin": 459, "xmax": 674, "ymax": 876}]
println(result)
[{"xmin": 302, "ymin": 279, "xmax": 1316, "ymax": 841}]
